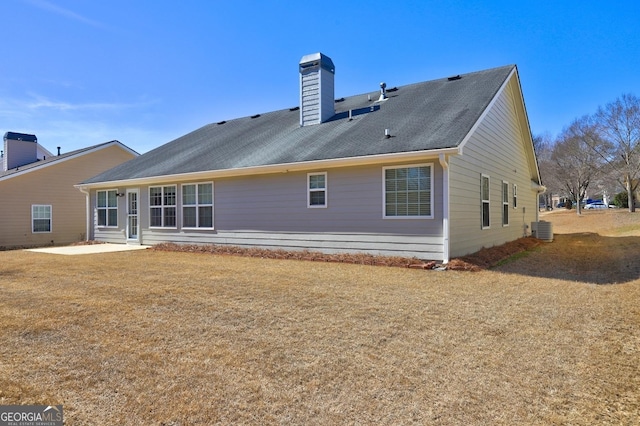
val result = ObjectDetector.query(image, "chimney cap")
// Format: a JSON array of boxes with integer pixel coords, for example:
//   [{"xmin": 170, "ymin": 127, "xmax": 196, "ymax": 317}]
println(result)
[
  {"xmin": 299, "ymin": 52, "xmax": 335, "ymax": 74},
  {"xmin": 4, "ymin": 132, "xmax": 37, "ymax": 143}
]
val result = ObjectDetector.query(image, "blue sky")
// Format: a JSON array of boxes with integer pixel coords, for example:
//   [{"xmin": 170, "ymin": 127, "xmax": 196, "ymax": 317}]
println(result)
[{"xmin": 2, "ymin": 0, "xmax": 639, "ymax": 154}]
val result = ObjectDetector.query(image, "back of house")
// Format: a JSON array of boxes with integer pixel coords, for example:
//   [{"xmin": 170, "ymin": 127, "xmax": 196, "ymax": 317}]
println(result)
[{"xmin": 77, "ymin": 54, "xmax": 542, "ymax": 262}]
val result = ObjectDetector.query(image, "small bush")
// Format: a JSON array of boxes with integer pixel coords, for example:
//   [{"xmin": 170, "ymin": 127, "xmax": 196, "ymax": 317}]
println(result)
[{"xmin": 612, "ymin": 191, "xmax": 628, "ymax": 208}]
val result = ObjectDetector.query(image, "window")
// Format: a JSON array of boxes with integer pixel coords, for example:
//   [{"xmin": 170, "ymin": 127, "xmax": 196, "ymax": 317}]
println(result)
[
  {"xmin": 308, "ymin": 172, "xmax": 327, "ymax": 208},
  {"xmin": 97, "ymin": 189, "xmax": 118, "ymax": 227},
  {"xmin": 481, "ymin": 175, "xmax": 490, "ymax": 229},
  {"xmin": 502, "ymin": 181, "xmax": 509, "ymax": 226},
  {"xmin": 149, "ymin": 185, "xmax": 177, "ymax": 227},
  {"xmin": 32, "ymin": 205, "xmax": 51, "ymax": 233},
  {"xmin": 384, "ymin": 164, "xmax": 433, "ymax": 218},
  {"xmin": 513, "ymin": 184, "xmax": 518, "ymax": 209},
  {"xmin": 182, "ymin": 182, "xmax": 213, "ymax": 228}
]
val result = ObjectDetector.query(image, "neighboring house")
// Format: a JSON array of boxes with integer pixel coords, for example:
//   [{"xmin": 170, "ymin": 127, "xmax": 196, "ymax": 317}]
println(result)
[
  {"xmin": 1, "ymin": 132, "xmax": 54, "ymax": 171},
  {"xmin": 0, "ymin": 132, "xmax": 138, "ymax": 249},
  {"xmin": 77, "ymin": 53, "xmax": 543, "ymax": 262}
]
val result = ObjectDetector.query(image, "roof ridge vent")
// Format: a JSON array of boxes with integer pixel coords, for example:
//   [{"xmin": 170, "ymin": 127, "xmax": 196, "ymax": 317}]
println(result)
[{"xmin": 448, "ymin": 75, "xmax": 462, "ymax": 81}]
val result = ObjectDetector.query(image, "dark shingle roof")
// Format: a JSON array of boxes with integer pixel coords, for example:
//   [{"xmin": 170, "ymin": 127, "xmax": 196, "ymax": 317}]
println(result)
[{"xmin": 83, "ymin": 65, "xmax": 515, "ymax": 184}]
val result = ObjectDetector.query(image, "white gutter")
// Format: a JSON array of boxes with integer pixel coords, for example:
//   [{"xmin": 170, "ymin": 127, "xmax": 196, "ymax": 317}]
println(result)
[
  {"xmin": 75, "ymin": 146, "xmax": 461, "ymax": 189},
  {"xmin": 439, "ymin": 153, "xmax": 450, "ymax": 264}
]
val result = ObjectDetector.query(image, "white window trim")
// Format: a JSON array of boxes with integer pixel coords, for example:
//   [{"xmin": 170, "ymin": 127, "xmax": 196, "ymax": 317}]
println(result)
[
  {"xmin": 513, "ymin": 184, "xmax": 518, "ymax": 209},
  {"xmin": 502, "ymin": 180, "xmax": 509, "ymax": 227},
  {"xmin": 307, "ymin": 172, "xmax": 328, "ymax": 208},
  {"xmin": 382, "ymin": 163, "xmax": 434, "ymax": 219},
  {"xmin": 181, "ymin": 182, "xmax": 214, "ymax": 230},
  {"xmin": 96, "ymin": 189, "xmax": 118, "ymax": 228},
  {"xmin": 31, "ymin": 204, "xmax": 52, "ymax": 233},
  {"xmin": 481, "ymin": 174, "xmax": 490, "ymax": 230},
  {"xmin": 149, "ymin": 184, "xmax": 178, "ymax": 229}
]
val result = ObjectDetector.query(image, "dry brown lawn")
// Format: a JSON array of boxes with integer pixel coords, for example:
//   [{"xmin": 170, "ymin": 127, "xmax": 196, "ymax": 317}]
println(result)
[{"xmin": 1, "ymin": 209, "xmax": 639, "ymax": 425}]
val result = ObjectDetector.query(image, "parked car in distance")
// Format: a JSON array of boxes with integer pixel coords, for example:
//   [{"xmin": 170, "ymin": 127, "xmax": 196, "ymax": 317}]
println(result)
[
  {"xmin": 584, "ymin": 201, "xmax": 607, "ymax": 209},
  {"xmin": 556, "ymin": 202, "xmax": 566, "ymax": 208}
]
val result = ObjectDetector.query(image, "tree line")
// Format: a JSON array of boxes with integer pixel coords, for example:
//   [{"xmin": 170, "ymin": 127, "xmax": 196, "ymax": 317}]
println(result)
[{"xmin": 534, "ymin": 93, "xmax": 640, "ymax": 214}]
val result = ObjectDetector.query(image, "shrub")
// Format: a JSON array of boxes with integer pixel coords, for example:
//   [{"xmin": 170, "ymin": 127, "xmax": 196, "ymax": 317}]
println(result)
[{"xmin": 612, "ymin": 191, "xmax": 628, "ymax": 208}]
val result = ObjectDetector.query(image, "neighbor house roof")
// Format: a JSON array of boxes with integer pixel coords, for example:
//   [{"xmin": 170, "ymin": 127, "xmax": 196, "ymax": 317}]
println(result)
[
  {"xmin": 82, "ymin": 65, "xmax": 517, "ymax": 185},
  {"xmin": 0, "ymin": 140, "xmax": 138, "ymax": 182}
]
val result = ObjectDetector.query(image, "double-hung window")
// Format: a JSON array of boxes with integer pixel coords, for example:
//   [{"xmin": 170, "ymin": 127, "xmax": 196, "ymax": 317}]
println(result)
[
  {"xmin": 513, "ymin": 184, "xmax": 518, "ymax": 209},
  {"xmin": 97, "ymin": 189, "xmax": 118, "ymax": 227},
  {"xmin": 481, "ymin": 175, "xmax": 490, "ymax": 229},
  {"xmin": 149, "ymin": 185, "xmax": 177, "ymax": 227},
  {"xmin": 182, "ymin": 183, "xmax": 213, "ymax": 228},
  {"xmin": 308, "ymin": 172, "xmax": 327, "ymax": 208},
  {"xmin": 384, "ymin": 164, "xmax": 433, "ymax": 218},
  {"xmin": 32, "ymin": 205, "xmax": 52, "ymax": 233},
  {"xmin": 502, "ymin": 181, "xmax": 509, "ymax": 226}
]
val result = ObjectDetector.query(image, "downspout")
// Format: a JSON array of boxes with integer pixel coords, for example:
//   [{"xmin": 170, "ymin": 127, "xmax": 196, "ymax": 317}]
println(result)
[
  {"xmin": 439, "ymin": 154, "xmax": 450, "ymax": 264},
  {"xmin": 78, "ymin": 186, "xmax": 91, "ymax": 242},
  {"xmin": 533, "ymin": 182, "xmax": 547, "ymax": 224}
]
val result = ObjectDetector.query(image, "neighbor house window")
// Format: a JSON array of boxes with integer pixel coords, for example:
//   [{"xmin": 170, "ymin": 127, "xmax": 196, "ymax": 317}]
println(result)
[
  {"xmin": 308, "ymin": 172, "xmax": 327, "ymax": 208},
  {"xmin": 502, "ymin": 181, "xmax": 509, "ymax": 226},
  {"xmin": 149, "ymin": 185, "xmax": 177, "ymax": 228},
  {"xmin": 182, "ymin": 182, "xmax": 213, "ymax": 228},
  {"xmin": 384, "ymin": 164, "xmax": 433, "ymax": 218},
  {"xmin": 97, "ymin": 189, "xmax": 118, "ymax": 227},
  {"xmin": 513, "ymin": 184, "xmax": 518, "ymax": 209},
  {"xmin": 481, "ymin": 174, "xmax": 490, "ymax": 229},
  {"xmin": 32, "ymin": 205, "xmax": 51, "ymax": 233}
]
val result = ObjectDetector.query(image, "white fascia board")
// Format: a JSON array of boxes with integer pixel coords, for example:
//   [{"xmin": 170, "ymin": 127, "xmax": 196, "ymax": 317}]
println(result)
[
  {"xmin": 457, "ymin": 67, "xmax": 516, "ymax": 152},
  {"xmin": 457, "ymin": 66, "xmax": 541, "ymax": 185},
  {"xmin": 75, "ymin": 147, "xmax": 461, "ymax": 190}
]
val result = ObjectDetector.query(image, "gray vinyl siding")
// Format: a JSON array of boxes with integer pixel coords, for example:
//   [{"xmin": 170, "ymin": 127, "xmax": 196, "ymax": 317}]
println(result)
[
  {"xmin": 448, "ymin": 77, "xmax": 538, "ymax": 258},
  {"xmin": 91, "ymin": 162, "xmax": 445, "ymax": 260}
]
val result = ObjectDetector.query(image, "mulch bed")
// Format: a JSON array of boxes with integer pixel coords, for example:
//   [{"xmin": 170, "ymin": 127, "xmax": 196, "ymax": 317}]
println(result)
[
  {"xmin": 151, "ymin": 237, "xmax": 543, "ymax": 271},
  {"xmin": 447, "ymin": 237, "xmax": 544, "ymax": 271}
]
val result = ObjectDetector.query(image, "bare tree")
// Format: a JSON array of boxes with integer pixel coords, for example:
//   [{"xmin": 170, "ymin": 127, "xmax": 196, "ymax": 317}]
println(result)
[
  {"xmin": 593, "ymin": 94, "xmax": 640, "ymax": 212},
  {"xmin": 552, "ymin": 116, "xmax": 608, "ymax": 214},
  {"xmin": 533, "ymin": 132, "xmax": 560, "ymax": 208}
]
